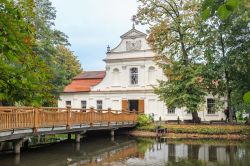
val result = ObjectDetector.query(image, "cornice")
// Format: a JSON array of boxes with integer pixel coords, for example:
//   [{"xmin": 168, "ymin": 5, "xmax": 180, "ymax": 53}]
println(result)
[{"xmin": 103, "ymin": 57, "xmax": 155, "ymax": 63}]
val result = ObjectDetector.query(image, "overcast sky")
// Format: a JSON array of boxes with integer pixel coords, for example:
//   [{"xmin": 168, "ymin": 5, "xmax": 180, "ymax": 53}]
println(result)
[{"xmin": 51, "ymin": 0, "xmax": 147, "ymax": 71}]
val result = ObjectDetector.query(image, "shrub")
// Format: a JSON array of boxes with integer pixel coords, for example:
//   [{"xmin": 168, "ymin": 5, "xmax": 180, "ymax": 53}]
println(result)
[{"xmin": 137, "ymin": 114, "xmax": 152, "ymax": 127}]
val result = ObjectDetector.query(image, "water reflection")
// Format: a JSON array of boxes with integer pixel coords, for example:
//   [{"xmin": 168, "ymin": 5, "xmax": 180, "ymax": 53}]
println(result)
[{"xmin": 0, "ymin": 137, "xmax": 249, "ymax": 166}]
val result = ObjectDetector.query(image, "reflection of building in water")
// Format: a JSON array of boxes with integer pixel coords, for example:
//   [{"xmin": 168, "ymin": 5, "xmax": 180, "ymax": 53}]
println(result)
[
  {"xmin": 175, "ymin": 144, "xmax": 188, "ymax": 160},
  {"xmin": 168, "ymin": 144, "xmax": 176, "ymax": 161},
  {"xmin": 71, "ymin": 141, "xmax": 248, "ymax": 166},
  {"xmin": 144, "ymin": 142, "xmax": 169, "ymax": 164},
  {"xmin": 198, "ymin": 144, "xmax": 232, "ymax": 164},
  {"xmin": 217, "ymin": 147, "xmax": 227, "ymax": 162},
  {"xmin": 198, "ymin": 144, "xmax": 209, "ymax": 161},
  {"xmin": 141, "ymin": 142, "xmax": 188, "ymax": 164},
  {"xmin": 209, "ymin": 146, "xmax": 217, "ymax": 161},
  {"xmin": 142, "ymin": 143, "xmax": 234, "ymax": 164},
  {"xmin": 188, "ymin": 144, "xmax": 201, "ymax": 160},
  {"xmin": 70, "ymin": 141, "xmax": 138, "ymax": 166}
]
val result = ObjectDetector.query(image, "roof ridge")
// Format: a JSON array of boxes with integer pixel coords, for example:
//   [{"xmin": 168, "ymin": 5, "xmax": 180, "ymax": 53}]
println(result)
[
  {"xmin": 120, "ymin": 28, "xmax": 146, "ymax": 39},
  {"xmin": 73, "ymin": 71, "xmax": 106, "ymax": 80}
]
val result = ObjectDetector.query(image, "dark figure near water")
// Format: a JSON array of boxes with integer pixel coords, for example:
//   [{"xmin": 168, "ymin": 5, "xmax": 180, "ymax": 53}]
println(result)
[{"xmin": 224, "ymin": 107, "xmax": 237, "ymax": 122}]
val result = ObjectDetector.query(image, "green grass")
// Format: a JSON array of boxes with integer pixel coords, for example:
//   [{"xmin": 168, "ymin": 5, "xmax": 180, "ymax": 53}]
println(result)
[
  {"xmin": 46, "ymin": 134, "xmax": 75, "ymax": 139},
  {"xmin": 136, "ymin": 123, "xmax": 250, "ymax": 135}
]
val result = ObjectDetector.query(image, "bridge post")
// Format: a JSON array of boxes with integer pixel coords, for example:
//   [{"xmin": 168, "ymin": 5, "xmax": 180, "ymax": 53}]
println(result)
[
  {"xmin": 68, "ymin": 134, "xmax": 71, "ymax": 140},
  {"xmin": 111, "ymin": 129, "xmax": 115, "ymax": 141},
  {"xmin": 33, "ymin": 108, "xmax": 39, "ymax": 132},
  {"xmin": 107, "ymin": 108, "xmax": 111, "ymax": 126},
  {"xmin": 75, "ymin": 133, "xmax": 81, "ymax": 143},
  {"xmin": 66, "ymin": 106, "xmax": 71, "ymax": 130},
  {"xmin": 76, "ymin": 142, "xmax": 80, "ymax": 151},
  {"xmin": 90, "ymin": 107, "xmax": 94, "ymax": 127},
  {"xmin": 111, "ymin": 129, "xmax": 115, "ymax": 137},
  {"xmin": 13, "ymin": 139, "xmax": 23, "ymax": 154}
]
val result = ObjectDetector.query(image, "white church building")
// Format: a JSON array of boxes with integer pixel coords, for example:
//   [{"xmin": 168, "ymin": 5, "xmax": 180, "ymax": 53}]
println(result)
[{"xmin": 58, "ymin": 26, "xmax": 225, "ymax": 121}]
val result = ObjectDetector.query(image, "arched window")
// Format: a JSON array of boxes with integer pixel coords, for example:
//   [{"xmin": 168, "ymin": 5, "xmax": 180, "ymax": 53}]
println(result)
[
  {"xmin": 148, "ymin": 66, "xmax": 156, "ymax": 85},
  {"xmin": 113, "ymin": 68, "xmax": 119, "ymax": 86},
  {"xmin": 130, "ymin": 67, "xmax": 138, "ymax": 85}
]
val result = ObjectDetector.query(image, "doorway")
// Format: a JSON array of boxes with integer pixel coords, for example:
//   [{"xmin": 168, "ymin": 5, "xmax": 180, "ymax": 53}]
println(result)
[{"xmin": 128, "ymin": 100, "xmax": 139, "ymax": 112}]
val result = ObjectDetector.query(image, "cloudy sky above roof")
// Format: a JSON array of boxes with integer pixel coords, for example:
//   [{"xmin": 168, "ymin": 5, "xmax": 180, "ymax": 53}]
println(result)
[{"xmin": 51, "ymin": 0, "xmax": 148, "ymax": 71}]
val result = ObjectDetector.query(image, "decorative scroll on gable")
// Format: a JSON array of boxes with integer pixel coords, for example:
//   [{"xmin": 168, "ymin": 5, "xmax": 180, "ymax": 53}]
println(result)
[
  {"xmin": 108, "ymin": 28, "xmax": 151, "ymax": 53},
  {"xmin": 126, "ymin": 40, "xmax": 141, "ymax": 51}
]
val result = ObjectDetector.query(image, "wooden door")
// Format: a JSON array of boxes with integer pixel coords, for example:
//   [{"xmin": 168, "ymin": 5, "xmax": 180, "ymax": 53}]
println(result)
[
  {"xmin": 138, "ymin": 100, "xmax": 144, "ymax": 113},
  {"xmin": 122, "ymin": 100, "xmax": 128, "ymax": 112}
]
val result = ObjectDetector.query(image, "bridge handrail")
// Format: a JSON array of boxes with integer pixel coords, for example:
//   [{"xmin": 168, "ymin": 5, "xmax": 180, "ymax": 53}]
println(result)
[{"xmin": 0, "ymin": 107, "xmax": 138, "ymax": 132}]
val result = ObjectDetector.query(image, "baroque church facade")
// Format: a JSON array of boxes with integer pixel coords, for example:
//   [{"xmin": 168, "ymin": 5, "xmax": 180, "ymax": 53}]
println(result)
[{"xmin": 58, "ymin": 27, "xmax": 225, "ymax": 121}]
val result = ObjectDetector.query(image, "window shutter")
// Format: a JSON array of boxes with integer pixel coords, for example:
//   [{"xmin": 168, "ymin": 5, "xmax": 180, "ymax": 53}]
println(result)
[
  {"xmin": 138, "ymin": 100, "xmax": 144, "ymax": 113},
  {"xmin": 122, "ymin": 100, "xmax": 128, "ymax": 112}
]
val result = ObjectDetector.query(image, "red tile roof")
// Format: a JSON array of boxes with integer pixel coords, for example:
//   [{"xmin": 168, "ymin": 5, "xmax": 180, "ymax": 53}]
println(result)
[
  {"xmin": 73, "ymin": 71, "xmax": 106, "ymax": 80},
  {"xmin": 63, "ymin": 71, "xmax": 105, "ymax": 92}
]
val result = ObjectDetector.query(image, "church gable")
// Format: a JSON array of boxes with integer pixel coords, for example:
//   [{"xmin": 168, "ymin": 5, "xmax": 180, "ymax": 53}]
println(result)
[
  {"xmin": 110, "ymin": 28, "xmax": 150, "ymax": 53},
  {"xmin": 120, "ymin": 28, "xmax": 146, "ymax": 39}
]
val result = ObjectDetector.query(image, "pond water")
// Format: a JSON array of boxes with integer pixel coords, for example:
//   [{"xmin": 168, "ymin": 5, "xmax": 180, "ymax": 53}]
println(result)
[{"xmin": 0, "ymin": 135, "xmax": 249, "ymax": 166}]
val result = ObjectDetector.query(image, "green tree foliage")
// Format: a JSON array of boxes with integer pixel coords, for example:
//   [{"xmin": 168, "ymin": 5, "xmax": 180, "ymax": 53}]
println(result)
[
  {"xmin": 31, "ymin": 0, "xmax": 82, "ymax": 106},
  {"xmin": 243, "ymin": 92, "xmax": 250, "ymax": 104},
  {"xmin": 50, "ymin": 45, "xmax": 82, "ymax": 101},
  {"xmin": 201, "ymin": 0, "xmax": 243, "ymax": 20},
  {"xmin": 0, "ymin": 0, "xmax": 51, "ymax": 105},
  {"xmin": 201, "ymin": 0, "xmax": 250, "ymax": 122},
  {"xmin": 136, "ymin": 0, "xmax": 206, "ymax": 122},
  {"xmin": 136, "ymin": 0, "xmax": 250, "ymax": 123},
  {"xmin": 0, "ymin": 0, "xmax": 82, "ymax": 106}
]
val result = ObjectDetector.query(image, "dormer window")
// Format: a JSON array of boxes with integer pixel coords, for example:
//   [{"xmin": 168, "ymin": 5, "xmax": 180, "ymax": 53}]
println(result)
[{"xmin": 130, "ymin": 68, "xmax": 138, "ymax": 85}]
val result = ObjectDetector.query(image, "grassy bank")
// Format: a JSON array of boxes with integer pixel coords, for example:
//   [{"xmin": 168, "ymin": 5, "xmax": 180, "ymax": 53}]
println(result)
[{"xmin": 136, "ymin": 124, "xmax": 250, "ymax": 135}]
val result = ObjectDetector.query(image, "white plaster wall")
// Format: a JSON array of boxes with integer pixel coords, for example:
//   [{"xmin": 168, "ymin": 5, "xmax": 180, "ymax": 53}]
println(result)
[
  {"xmin": 92, "ymin": 59, "xmax": 166, "ymax": 92},
  {"xmin": 58, "ymin": 92, "xmax": 226, "ymax": 121}
]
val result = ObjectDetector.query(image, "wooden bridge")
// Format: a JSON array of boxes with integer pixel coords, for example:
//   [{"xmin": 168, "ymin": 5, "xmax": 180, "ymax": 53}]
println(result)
[{"xmin": 0, "ymin": 106, "xmax": 137, "ymax": 154}]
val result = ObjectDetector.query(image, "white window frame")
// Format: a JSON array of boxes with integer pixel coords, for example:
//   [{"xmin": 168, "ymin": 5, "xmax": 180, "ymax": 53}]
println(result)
[
  {"xmin": 81, "ymin": 100, "xmax": 87, "ymax": 111},
  {"xmin": 168, "ymin": 107, "xmax": 176, "ymax": 114},
  {"xmin": 65, "ymin": 101, "xmax": 71, "ymax": 107},
  {"xmin": 96, "ymin": 100, "xmax": 103, "ymax": 111},
  {"xmin": 207, "ymin": 98, "xmax": 216, "ymax": 114}
]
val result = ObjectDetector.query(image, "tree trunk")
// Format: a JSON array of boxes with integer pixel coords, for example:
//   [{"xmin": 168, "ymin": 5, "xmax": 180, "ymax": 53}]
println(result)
[
  {"xmin": 220, "ymin": 32, "xmax": 233, "ymax": 123},
  {"xmin": 192, "ymin": 111, "xmax": 201, "ymax": 123}
]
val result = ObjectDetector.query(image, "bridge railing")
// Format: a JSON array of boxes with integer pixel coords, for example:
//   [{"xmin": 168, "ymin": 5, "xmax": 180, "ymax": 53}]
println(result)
[{"xmin": 0, "ymin": 107, "xmax": 137, "ymax": 132}]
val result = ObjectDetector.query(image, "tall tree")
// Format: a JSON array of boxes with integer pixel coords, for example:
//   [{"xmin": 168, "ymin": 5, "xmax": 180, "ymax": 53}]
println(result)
[
  {"xmin": 50, "ymin": 45, "xmax": 82, "ymax": 105},
  {"xmin": 0, "ymin": 0, "xmax": 52, "ymax": 105},
  {"xmin": 0, "ymin": 0, "xmax": 82, "ymax": 106},
  {"xmin": 201, "ymin": 0, "xmax": 250, "ymax": 122},
  {"xmin": 136, "ymin": 0, "xmax": 206, "ymax": 122}
]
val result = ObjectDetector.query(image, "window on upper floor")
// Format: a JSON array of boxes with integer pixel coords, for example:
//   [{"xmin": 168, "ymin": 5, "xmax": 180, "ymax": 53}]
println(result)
[
  {"xmin": 130, "ymin": 67, "xmax": 138, "ymax": 85},
  {"xmin": 97, "ymin": 100, "xmax": 103, "ymax": 111},
  {"xmin": 207, "ymin": 98, "xmax": 216, "ymax": 114},
  {"xmin": 65, "ymin": 101, "xmax": 71, "ymax": 107},
  {"xmin": 81, "ymin": 100, "xmax": 87, "ymax": 111}
]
